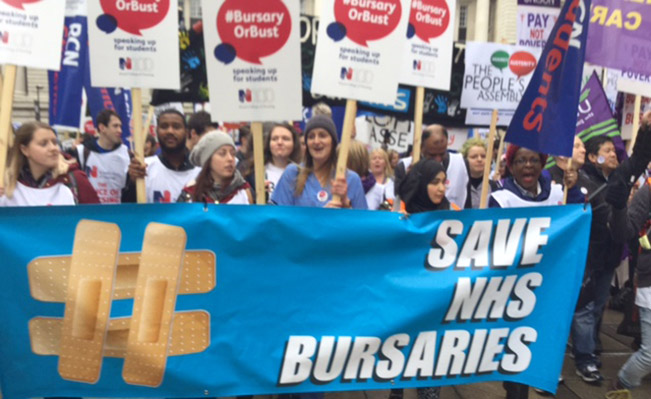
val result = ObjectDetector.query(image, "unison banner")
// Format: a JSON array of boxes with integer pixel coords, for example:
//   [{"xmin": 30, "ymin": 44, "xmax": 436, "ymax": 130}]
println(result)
[{"xmin": 0, "ymin": 204, "xmax": 590, "ymax": 397}]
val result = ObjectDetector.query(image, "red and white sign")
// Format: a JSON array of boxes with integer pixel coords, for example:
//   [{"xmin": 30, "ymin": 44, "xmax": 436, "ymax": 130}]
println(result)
[
  {"xmin": 399, "ymin": 0, "xmax": 456, "ymax": 91},
  {"xmin": 202, "ymin": 0, "xmax": 302, "ymax": 122},
  {"xmin": 311, "ymin": 0, "xmax": 412, "ymax": 104},
  {"xmin": 87, "ymin": 0, "xmax": 180, "ymax": 89},
  {"xmin": 0, "ymin": 0, "xmax": 65, "ymax": 69}
]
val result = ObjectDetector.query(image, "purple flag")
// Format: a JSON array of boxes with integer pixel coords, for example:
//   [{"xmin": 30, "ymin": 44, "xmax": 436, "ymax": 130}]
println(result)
[{"xmin": 586, "ymin": 0, "xmax": 651, "ymax": 76}]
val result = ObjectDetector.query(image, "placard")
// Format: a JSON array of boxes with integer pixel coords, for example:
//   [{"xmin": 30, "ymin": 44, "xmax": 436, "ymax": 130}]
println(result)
[
  {"xmin": 311, "ymin": 0, "xmax": 412, "ymax": 104},
  {"xmin": 87, "ymin": 0, "xmax": 180, "ymax": 89},
  {"xmin": 0, "ymin": 0, "xmax": 65, "ymax": 69},
  {"xmin": 202, "ymin": 0, "xmax": 302, "ymax": 122},
  {"xmin": 460, "ymin": 42, "xmax": 541, "ymax": 110},
  {"xmin": 399, "ymin": 0, "xmax": 455, "ymax": 90}
]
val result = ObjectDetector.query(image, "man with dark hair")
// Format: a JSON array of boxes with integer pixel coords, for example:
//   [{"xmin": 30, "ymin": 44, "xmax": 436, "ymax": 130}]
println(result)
[
  {"xmin": 394, "ymin": 124, "xmax": 468, "ymax": 207},
  {"xmin": 187, "ymin": 111, "xmax": 218, "ymax": 150},
  {"xmin": 68, "ymin": 109, "xmax": 130, "ymax": 204},
  {"xmin": 122, "ymin": 109, "xmax": 200, "ymax": 203},
  {"xmin": 572, "ymin": 131, "xmax": 651, "ymax": 385}
]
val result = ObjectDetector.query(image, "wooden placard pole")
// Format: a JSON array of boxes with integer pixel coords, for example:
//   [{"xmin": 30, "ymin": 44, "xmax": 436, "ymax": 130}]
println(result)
[
  {"xmin": 131, "ymin": 88, "xmax": 146, "ymax": 203},
  {"xmin": 493, "ymin": 129, "xmax": 506, "ymax": 179},
  {"xmin": 141, "ymin": 105, "xmax": 154, "ymax": 146},
  {"xmin": 332, "ymin": 99, "xmax": 357, "ymax": 205},
  {"xmin": 629, "ymin": 95, "xmax": 642, "ymax": 152},
  {"xmin": 563, "ymin": 159, "xmax": 573, "ymax": 205},
  {"xmin": 412, "ymin": 86, "xmax": 425, "ymax": 163},
  {"xmin": 479, "ymin": 109, "xmax": 498, "ymax": 209},
  {"xmin": 251, "ymin": 122, "xmax": 265, "ymax": 205},
  {"xmin": 0, "ymin": 65, "xmax": 17, "ymax": 189}
]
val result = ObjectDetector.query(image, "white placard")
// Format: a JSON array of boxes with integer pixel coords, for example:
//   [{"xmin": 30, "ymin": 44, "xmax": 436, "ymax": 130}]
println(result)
[
  {"xmin": 460, "ymin": 42, "xmax": 541, "ymax": 111},
  {"xmin": 465, "ymin": 109, "xmax": 514, "ymax": 127},
  {"xmin": 398, "ymin": 0, "xmax": 455, "ymax": 90},
  {"xmin": 202, "ymin": 0, "xmax": 302, "ymax": 122},
  {"xmin": 0, "ymin": 0, "xmax": 65, "ymax": 70},
  {"xmin": 311, "ymin": 0, "xmax": 411, "ymax": 104},
  {"xmin": 516, "ymin": 5, "xmax": 559, "ymax": 49},
  {"xmin": 616, "ymin": 69, "xmax": 651, "ymax": 98},
  {"xmin": 621, "ymin": 94, "xmax": 651, "ymax": 140},
  {"xmin": 87, "ymin": 0, "xmax": 180, "ymax": 89}
]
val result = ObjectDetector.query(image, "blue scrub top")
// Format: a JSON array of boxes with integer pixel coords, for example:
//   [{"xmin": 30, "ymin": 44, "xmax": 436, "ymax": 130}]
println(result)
[{"xmin": 271, "ymin": 164, "xmax": 368, "ymax": 209}]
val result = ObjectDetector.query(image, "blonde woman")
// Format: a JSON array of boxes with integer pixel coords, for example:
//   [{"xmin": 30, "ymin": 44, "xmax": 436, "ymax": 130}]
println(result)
[
  {"xmin": 0, "ymin": 122, "xmax": 99, "ymax": 206},
  {"xmin": 366, "ymin": 148, "xmax": 395, "ymax": 210},
  {"xmin": 460, "ymin": 137, "xmax": 499, "ymax": 209}
]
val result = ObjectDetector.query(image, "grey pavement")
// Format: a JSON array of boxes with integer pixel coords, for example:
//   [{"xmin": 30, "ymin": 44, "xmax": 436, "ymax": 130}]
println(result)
[{"xmin": 240, "ymin": 308, "xmax": 651, "ymax": 399}]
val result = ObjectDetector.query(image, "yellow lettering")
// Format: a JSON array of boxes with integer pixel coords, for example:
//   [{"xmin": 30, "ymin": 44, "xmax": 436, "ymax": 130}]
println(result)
[
  {"xmin": 591, "ymin": 6, "xmax": 608, "ymax": 25},
  {"xmin": 605, "ymin": 9, "xmax": 623, "ymax": 28},
  {"xmin": 625, "ymin": 12, "xmax": 642, "ymax": 30}
]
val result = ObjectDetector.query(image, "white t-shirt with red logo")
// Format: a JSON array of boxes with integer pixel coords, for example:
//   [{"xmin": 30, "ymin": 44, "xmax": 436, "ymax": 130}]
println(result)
[
  {"xmin": 77, "ymin": 144, "xmax": 130, "ymax": 204},
  {"xmin": 0, "ymin": 182, "xmax": 75, "ymax": 207},
  {"xmin": 145, "ymin": 156, "xmax": 201, "ymax": 203}
]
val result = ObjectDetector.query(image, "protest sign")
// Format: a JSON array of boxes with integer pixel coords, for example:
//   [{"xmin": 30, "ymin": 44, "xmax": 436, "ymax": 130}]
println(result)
[
  {"xmin": 0, "ymin": 204, "xmax": 591, "ymax": 397},
  {"xmin": 0, "ymin": 0, "xmax": 65, "ymax": 69},
  {"xmin": 506, "ymin": 0, "xmax": 591, "ymax": 157},
  {"xmin": 201, "ymin": 0, "xmax": 302, "ymax": 122},
  {"xmin": 621, "ymin": 94, "xmax": 651, "ymax": 140},
  {"xmin": 586, "ymin": 0, "xmax": 651, "ymax": 77},
  {"xmin": 399, "ymin": 0, "xmax": 455, "ymax": 91},
  {"xmin": 48, "ymin": 1, "xmax": 88, "ymax": 131},
  {"xmin": 516, "ymin": 0, "xmax": 560, "ymax": 49},
  {"xmin": 460, "ymin": 42, "xmax": 540, "ymax": 111},
  {"xmin": 87, "ymin": 0, "xmax": 180, "ymax": 89},
  {"xmin": 311, "ymin": 0, "xmax": 411, "ymax": 104},
  {"xmin": 615, "ymin": 69, "xmax": 651, "ymax": 98}
]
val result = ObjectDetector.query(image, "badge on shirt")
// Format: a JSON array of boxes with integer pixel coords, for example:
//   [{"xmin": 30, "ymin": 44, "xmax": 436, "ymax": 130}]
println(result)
[{"xmin": 317, "ymin": 190, "xmax": 329, "ymax": 203}]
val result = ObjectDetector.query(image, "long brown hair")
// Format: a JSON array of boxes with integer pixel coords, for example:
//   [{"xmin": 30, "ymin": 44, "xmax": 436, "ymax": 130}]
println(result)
[
  {"xmin": 191, "ymin": 160, "xmax": 219, "ymax": 202},
  {"xmin": 5, "ymin": 122, "xmax": 68, "ymax": 197},
  {"xmin": 295, "ymin": 130, "xmax": 337, "ymax": 196},
  {"xmin": 264, "ymin": 123, "xmax": 302, "ymax": 165}
]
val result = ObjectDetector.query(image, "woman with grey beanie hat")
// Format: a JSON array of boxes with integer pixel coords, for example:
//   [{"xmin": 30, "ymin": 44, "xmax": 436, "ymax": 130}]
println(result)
[
  {"xmin": 177, "ymin": 130, "xmax": 253, "ymax": 204},
  {"xmin": 270, "ymin": 115, "xmax": 367, "ymax": 209}
]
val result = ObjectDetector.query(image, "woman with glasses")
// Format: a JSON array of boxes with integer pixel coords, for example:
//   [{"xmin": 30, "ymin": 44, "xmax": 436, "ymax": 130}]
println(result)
[
  {"xmin": 488, "ymin": 144, "xmax": 579, "ymax": 399},
  {"xmin": 489, "ymin": 144, "xmax": 578, "ymax": 208}
]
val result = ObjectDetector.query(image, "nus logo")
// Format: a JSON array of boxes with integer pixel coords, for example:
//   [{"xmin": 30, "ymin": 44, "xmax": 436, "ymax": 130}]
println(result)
[
  {"xmin": 238, "ymin": 89, "xmax": 252, "ymax": 103},
  {"xmin": 153, "ymin": 190, "xmax": 172, "ymax": 203},
  {"xmin": 340, "ymin": 67, "xmax": 353, "ymax": 80},
  {"xmin": 119, "ymin": 57, "xmax": 132, "ymax": 70},
  {"xmin": 0, "ymin": 32, "xmax": 8, "ymax": 44},
  {"xmin": 413, "ymin": 60, "xmax": 422, "ymax": 71}
]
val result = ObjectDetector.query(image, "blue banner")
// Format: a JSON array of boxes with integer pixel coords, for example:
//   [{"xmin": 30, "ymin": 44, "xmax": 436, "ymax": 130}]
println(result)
[
  {"xmin": 84, "ymin": 69, "xmax": 133, "ymax": 143},
  {"xmin": 0, "ymin": 205, "xmax": 591, "ymax": 397},
  {"xmin": 48, "ymin": 15, "xmax": 87, "ymax": 130},
  {"xmin": 506, "ymin": 0, "xmax": 591, "ymax": 157}
]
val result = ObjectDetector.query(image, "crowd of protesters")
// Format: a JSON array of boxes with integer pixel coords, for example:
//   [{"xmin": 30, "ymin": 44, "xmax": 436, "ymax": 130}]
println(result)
[{"xmin": 2, "ymin": 104, "xmax": 651, "ymax": 399}]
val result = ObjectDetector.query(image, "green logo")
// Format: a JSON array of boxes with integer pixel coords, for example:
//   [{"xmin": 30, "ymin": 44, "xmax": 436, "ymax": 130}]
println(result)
[{"xmin": 491, "ymin": 50, "xmax": 509, "ymax": 71}]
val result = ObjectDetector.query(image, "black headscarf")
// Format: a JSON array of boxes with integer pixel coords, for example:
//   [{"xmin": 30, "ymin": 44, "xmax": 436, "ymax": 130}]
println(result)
[{"xmin": 399, "ymin": 159, "xmax": 450, "ymax": 213}]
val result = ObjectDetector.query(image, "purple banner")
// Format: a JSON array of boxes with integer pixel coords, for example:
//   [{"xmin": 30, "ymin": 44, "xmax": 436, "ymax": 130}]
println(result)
[
  {"xmin": 577, "ymin": 72, "xmax": 627, "ymax": 158},
  {"xmin": 586, "ymin": 0, "xmax": 651, "ymax": 76},
  {"xmin": 517, "ymin": 0, "xmax": 560, "ymax": 7}
]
